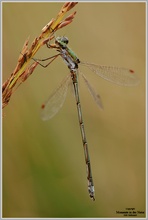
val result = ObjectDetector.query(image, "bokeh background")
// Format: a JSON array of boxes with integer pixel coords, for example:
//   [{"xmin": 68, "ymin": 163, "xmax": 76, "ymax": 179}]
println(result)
[{"xmin": 2, "ymin": 2, "xmax": 145, "ymax": 218}]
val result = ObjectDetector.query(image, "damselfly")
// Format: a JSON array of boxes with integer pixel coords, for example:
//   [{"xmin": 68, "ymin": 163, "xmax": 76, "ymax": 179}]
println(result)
[{"xmin": 34, "ymin": 36, "xmax": 139, "ymax": 201}]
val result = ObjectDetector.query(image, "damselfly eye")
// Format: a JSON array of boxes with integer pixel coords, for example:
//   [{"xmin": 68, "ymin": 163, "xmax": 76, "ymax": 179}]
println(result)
[{"xmin": 61, "ymin": 37, "xmax": 69, "ymax": 44}]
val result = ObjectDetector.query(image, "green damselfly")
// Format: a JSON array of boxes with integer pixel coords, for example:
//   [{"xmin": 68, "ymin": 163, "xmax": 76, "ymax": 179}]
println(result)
[{"xmin": 34, "ymin": 36, "xmax": 139, "ymax": 201}]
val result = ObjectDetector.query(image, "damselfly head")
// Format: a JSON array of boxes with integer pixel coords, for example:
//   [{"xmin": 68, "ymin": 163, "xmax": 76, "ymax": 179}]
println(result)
[{"xmin": 55, "ymin": 36, "xmax": 69, "ymax": 46}]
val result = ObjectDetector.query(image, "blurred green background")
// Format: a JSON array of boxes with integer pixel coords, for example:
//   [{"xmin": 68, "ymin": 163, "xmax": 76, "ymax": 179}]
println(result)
[{"xmin": 2, "ymin": 2, "xmax": 145, "ymax": 218}]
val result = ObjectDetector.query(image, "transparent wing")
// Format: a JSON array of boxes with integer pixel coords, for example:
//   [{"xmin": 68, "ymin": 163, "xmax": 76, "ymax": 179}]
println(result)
[
  {"xmin": 80, "ymin": 71, "xmax": 103, "ymax": 109},
  {"xmin": 81, "ymin": 62, "xmax": 140, "ymax": 86},
  {"xmin": 41, "ymin": 74, "xmax": 71, "ymax": 121}
]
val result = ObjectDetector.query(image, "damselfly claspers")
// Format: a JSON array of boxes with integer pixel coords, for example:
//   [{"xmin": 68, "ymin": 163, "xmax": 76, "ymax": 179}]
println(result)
[{"xmin": 34, "ymin": 36, "xmax": 139, "ymax": 201}]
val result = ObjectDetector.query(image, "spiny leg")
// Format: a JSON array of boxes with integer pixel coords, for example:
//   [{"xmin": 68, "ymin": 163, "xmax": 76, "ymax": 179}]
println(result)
[{"xmin": 32, "ymin": 54, "xmax": 60, "ymax": 68}]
